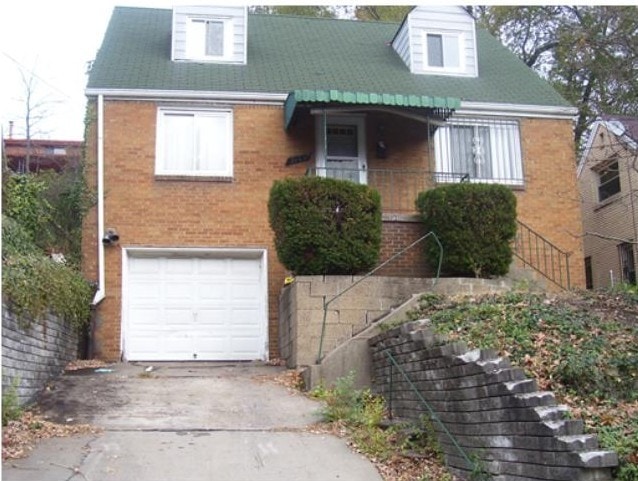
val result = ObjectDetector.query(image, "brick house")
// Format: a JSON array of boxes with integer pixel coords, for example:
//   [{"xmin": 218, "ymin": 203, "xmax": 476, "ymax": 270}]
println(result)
[
  {"xmin": 83, "ymin": 5, "xmax": 584, "ymax": 362},
  {"xmin": 578, "ymin": 115, "xmax": 638, "ymax": 289},
  {"xmin": 3, "ymin": 137, "xmax": 82, "ymax": 173}
]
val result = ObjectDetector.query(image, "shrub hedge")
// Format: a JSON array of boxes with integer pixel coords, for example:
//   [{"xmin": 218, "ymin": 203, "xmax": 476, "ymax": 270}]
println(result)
[
  {"xmin": 416, "ymin": 183, "xmax": 517, "ymax": 278},
  {"xmin": 268, "ymin": 176, "xmax": 381, "ymax": 275}
]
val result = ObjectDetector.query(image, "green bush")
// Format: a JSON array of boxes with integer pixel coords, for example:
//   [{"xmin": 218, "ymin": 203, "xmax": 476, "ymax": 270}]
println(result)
[
  {"xmin": 269, "ymin": 176, "xmax": 381, "ymax": 275},
  {"xmin": 416, "ymin": 183, "xmax": 517, "ymax": 277},
  {"xmin": 2, "ymin": 215, "xmax": 93, "ymax": 330}
]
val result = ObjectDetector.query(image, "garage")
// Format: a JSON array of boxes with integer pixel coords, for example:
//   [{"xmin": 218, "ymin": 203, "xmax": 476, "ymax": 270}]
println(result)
[{"xmin": 123, "ymin": 249, "xmax": 267, "ymax": 361}]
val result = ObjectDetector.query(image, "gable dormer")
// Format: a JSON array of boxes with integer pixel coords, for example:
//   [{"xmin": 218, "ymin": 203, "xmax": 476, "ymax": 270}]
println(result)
[
  {"xmin": 172, "ymin": 5, "xmax": 247, "ymax": 64},
  {"xmin": 392, "ymin": 6, "xmax": 478, "ymax": 77}
]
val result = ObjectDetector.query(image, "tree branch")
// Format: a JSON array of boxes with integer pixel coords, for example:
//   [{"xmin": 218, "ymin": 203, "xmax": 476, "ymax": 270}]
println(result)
[{"xmin": 525, "ymin": 41, "xmax": 559, "ymax": 67}]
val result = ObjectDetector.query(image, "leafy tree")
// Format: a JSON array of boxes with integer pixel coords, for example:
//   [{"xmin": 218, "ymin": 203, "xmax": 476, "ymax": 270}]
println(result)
[
  {"xmin": 249, "ymin": 5, "xmax": 337, "ymax": 18},
  {"xmin": 354, "ymin": 6, "xmax": 412, "ymax": 22},
  {"xmin": 475, "ymin": 6, "xmax": 638, "ymax": 147}
]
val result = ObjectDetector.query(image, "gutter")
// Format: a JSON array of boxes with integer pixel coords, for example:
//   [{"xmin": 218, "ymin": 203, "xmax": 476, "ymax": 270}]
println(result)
[
  {"xmin": 85, "ymin": 88, "xmax": 288, "ymax": 104},
  {"xmin": 92, "ymin": 94, "xmax": 106, "ymax": 305}
]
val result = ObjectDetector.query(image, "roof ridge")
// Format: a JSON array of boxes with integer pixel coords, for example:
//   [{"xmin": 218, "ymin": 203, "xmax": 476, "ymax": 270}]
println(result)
[{"xmin": 249, "ymin": 12, "xmax": 401, "ymax": 26}]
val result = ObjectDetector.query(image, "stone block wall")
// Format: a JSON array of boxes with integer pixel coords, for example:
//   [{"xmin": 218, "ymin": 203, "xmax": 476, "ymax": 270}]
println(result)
[
  {"xmin": 369, "ymin": 320, "xmax": 617, "ymax": 481},
  {"xmin": 2, "ymin": 305, "xmax": 79, "ymax": 406}
]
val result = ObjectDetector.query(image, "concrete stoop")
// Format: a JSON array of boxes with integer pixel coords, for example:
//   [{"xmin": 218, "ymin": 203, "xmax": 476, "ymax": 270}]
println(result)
[{"xmin": 301, "ymin": 277, "xmax": 518, "ymax": 391}]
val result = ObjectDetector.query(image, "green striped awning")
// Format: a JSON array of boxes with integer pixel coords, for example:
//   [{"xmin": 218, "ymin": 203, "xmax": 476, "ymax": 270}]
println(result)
[{"xmin": 284, "ymin": 89, "xmax": 461, "ymax": 129}]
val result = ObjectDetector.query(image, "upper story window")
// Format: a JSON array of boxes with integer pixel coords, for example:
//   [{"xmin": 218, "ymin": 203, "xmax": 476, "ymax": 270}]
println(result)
[
  {"xmin": 597, "ymin": 160, "xmax": 620, "ymax": 202},
  {"xmin": 425, "ymin": 33, "xmax": 462, "ymax": 70},
  {"xmin": 434, "ymin": 118, "xmax": 523, "ymax": 186},
  {"xmin": 156, "ymin": 108, "xmax": 233, "ymax": 178},
  {"xmin": 186, "ymin": 17, "xmax": 232, "ymax": 60},
  {"xmin": 172, "ymin": 6, "xmax": 247, "ymax": 64}
]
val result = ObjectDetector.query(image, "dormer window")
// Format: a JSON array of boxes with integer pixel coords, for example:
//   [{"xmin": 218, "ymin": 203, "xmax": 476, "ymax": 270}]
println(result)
[
  {"xmin": 186, "ymin": 17, "xmax": 232, "ymax": 60},
  {"xmin": 426, "ymin": 33, "xmax": 461, "ymax": 70},
  {"xmin": 172, "ymin": 6, "xmax": 247, "ymax": 64},
  {"xmin": 391, "ymin": 6, "xmax": 478, "ymax": 78}
]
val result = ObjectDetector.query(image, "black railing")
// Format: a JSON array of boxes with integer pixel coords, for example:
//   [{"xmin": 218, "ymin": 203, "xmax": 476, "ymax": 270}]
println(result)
[
  {"xmin": 306, "ymin": 167, "xmax": 527, "ymax": 212},
  {"xmin": 513, "ymin": 220, "xmax": 571, "ymax": 290}
]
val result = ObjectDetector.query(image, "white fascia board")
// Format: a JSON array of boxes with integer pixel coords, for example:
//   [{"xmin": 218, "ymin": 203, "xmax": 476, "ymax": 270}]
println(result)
[
  {"xmin": 577, "ymin": 120, "xmax": 603, "ymax": 178},
  {"xmin": 458, "ymin": 101, "xmax": 579, "ymax": 120},
  {"xmin": 85, "ymin": 88, "xmax": 287, "ymax": 105}
]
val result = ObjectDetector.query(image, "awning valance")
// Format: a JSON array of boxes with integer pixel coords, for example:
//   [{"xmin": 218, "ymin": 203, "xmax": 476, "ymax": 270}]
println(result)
[{"xmin": 284, "ymin": 89, "xmax": 461, "ymax": 130}]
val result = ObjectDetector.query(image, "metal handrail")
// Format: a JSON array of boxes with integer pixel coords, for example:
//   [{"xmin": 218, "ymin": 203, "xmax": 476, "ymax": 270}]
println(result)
[
  {"xmin": 316, "ymin": 231, "xmax": 443, "ymax": 364},
  {"xmin": 513, "ymin": 220, "xmax": 571, "ymax": 289},
  {"xmin": 384, "ymin": 349, "xmax": 487, "ymax": 476}
]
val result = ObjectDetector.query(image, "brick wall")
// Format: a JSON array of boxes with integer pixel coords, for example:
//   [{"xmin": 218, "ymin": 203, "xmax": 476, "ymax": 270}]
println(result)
[
  {"xmin": 516, "ymin": 118, "xmax": 585, "ymax": 289},
  {"xmin": 377, "ymin": 217, "xmax": 433, "ymax": 278},
  {"xmin": 2, "ymin": 306, "xmax": 79, "ymax": 406},
  {"xmin": 370, "ymin": 321, "xmax": 617, "ymax": 481}
]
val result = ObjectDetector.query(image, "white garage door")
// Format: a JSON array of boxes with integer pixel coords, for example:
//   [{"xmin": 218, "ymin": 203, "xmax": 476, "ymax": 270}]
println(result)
[{"xmin": 124, "ymin": 251, "xmax": 267, "ymax": 361}]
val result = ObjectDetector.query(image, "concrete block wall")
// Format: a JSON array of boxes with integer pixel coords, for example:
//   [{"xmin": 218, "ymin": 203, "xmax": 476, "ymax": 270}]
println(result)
[
  {"xmin": 2, "ymin": 305, "xmax": 79, "ymax": 406},
  {"xmin": 280, "ymin": 276, "xmax": 515, "ymax": 369},
  {"xmin": 369, "ymin": 321, "xmax": 618, "ymax": 481}
]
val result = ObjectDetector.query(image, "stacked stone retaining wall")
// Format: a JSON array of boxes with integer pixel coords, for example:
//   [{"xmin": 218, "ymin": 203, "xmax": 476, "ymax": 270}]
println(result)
[
  {"xmin": 2, "ymin": 305, "xmax": 79, "ymax": 405},
  {"xmin": 369, "ymin": 320, "xmax": 618, "ymax": 481}
]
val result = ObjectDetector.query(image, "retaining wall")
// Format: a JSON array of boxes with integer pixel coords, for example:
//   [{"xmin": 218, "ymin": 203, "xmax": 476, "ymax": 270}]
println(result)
[
  {"xmin": 2, "ymin": 305, "xmax": 79, "ymax": 406},
  {"xmin": 369, "ymin": 320, "xmax": 618, "ymax": 481}
]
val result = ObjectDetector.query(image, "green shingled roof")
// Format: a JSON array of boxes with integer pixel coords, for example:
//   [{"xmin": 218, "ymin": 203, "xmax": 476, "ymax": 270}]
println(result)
[{"xmin": 88, "ymin": 7, "xmax": 571, "ymax": 108}]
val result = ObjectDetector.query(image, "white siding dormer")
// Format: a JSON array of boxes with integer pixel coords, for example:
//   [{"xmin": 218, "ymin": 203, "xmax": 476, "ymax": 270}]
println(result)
[
  {"xmin": 392, "ymin": 6, "xmax": 478, "ymax": 77},
  {"xmin": 172, "ymin": 6, "xmax": 247, "ymax": 64}
]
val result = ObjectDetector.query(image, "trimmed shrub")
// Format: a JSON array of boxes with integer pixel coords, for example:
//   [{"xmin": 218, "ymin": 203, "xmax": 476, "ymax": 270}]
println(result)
[
  {"xmin": 269, "ymin": 176, "xmax": 381, "ymax": 275},
  {"xmin": 416, "ymin": 183, "xmax": 517, "ymax": 277}
]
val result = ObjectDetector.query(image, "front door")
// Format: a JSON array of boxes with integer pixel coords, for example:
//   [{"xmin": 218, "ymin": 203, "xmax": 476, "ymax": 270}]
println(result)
[{"xmin": 316, "ymin": 114, "xmax": 367, "ymax": 184}]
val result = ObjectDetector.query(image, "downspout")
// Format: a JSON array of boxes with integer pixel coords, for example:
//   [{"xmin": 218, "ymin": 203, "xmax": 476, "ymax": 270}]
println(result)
[{"xmin": 92, "ymin": 94, "xmax": 106, "ymax": 305}]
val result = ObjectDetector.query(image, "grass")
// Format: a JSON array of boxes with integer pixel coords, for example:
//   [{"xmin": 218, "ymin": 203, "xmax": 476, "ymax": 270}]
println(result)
[{"xmin": 398, "ymin": 288, "xmax": 638, "ymax": 481}]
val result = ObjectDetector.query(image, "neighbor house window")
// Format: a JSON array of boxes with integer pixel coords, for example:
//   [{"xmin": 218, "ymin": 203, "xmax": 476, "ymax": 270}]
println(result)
[
  {"xmin": 425, "ymin": 32, "xmax": 461, "ymax": 70},
  {"xmin": 434, "ymin": 118, "xmax": 523, "ymax": 185},
  {"xmin": 597, "ymin": 161, "xmax": 620, "ymax": 202},
  {"xmin": 156, "ymin": 108, "xmax": 233, "ymax": 177},
  {"xmin": 618, "ymin": 243, "xmax": 636, "ymax": 285},
  {"xmin": 584, "ymin": 256, "xmax": 593, "ymax": 289},
  {"xmin": 186, "ymin": 17, "xmax": 232, "ymax": 60}
]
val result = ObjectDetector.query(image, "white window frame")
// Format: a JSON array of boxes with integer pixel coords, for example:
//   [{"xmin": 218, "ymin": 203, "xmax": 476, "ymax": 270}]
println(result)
[
  {"xmin": 434, "ymin": 118, "xmax": 524, "ymax": 186},
  {"xmin": 155, "ymin": 108, "xmax": 233, "ymax": 178},
  {"xmin": 423, "ymin": 31, "xmax": 464, "ymax": 74},
  {"xmin": 186, "ymin": 16, "xmax": 233, "ymax": 61}
]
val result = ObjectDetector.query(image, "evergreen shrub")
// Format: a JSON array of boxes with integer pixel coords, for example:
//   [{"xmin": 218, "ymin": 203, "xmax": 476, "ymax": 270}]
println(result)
[
  {"xmin": 269, "ymin": 176, "xmax": 381, "ymax": 275},
  {"xmin": 416, "ymin": 183, "xmax": 517, "ymax": 277}
]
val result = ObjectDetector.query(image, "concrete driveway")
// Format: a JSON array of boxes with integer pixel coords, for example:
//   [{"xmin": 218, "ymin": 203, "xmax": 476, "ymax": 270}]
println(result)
[{"xmin": 2, "ymin": 362, "xmax": 382, "ymax": 481}]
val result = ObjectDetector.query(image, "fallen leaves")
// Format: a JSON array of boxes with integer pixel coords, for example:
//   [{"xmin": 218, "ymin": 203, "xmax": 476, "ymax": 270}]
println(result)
[{"xmin": 2, "ymin": 410, "xmax": 100, "ymax": 461}]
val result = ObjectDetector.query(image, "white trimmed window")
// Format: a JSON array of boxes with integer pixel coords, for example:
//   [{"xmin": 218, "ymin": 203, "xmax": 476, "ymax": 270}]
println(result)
[
  {"xmin": 434, "ymin": 118, "xmax": 523, "ymax": 185},
  {"xmin": 424, "ymin": 32, "xmax": 463, "ymax": 72},
  {"xmin": 156, "ymin": 108, "xmax": 233, "ymax": 177},
  {"xmin": 186, "ymin": 17, "xmax": 233, "ymax": 60}
]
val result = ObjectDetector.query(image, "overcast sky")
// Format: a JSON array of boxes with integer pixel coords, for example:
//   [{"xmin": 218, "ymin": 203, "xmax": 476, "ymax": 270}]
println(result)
[
  {"xmin": 0, "ymin": 1, "xmax": 621, "ymax": 141},
  {"xmin": 0, "ymin": 0, "xmax": 244, "ymax": 141}
]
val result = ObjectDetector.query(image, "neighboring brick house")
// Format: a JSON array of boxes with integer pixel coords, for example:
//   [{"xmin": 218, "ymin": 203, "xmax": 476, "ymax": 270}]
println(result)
[
  {"xmin": 83, "ymin": 5, "xmax": 584, "ymax": 362},
  {"xmin": 3, "ymin": 137, "xmax": 82, "ymax": 173},
  {"xmin": 578, "ymin": 115, "xmax": 638, "ymax": 289}
]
